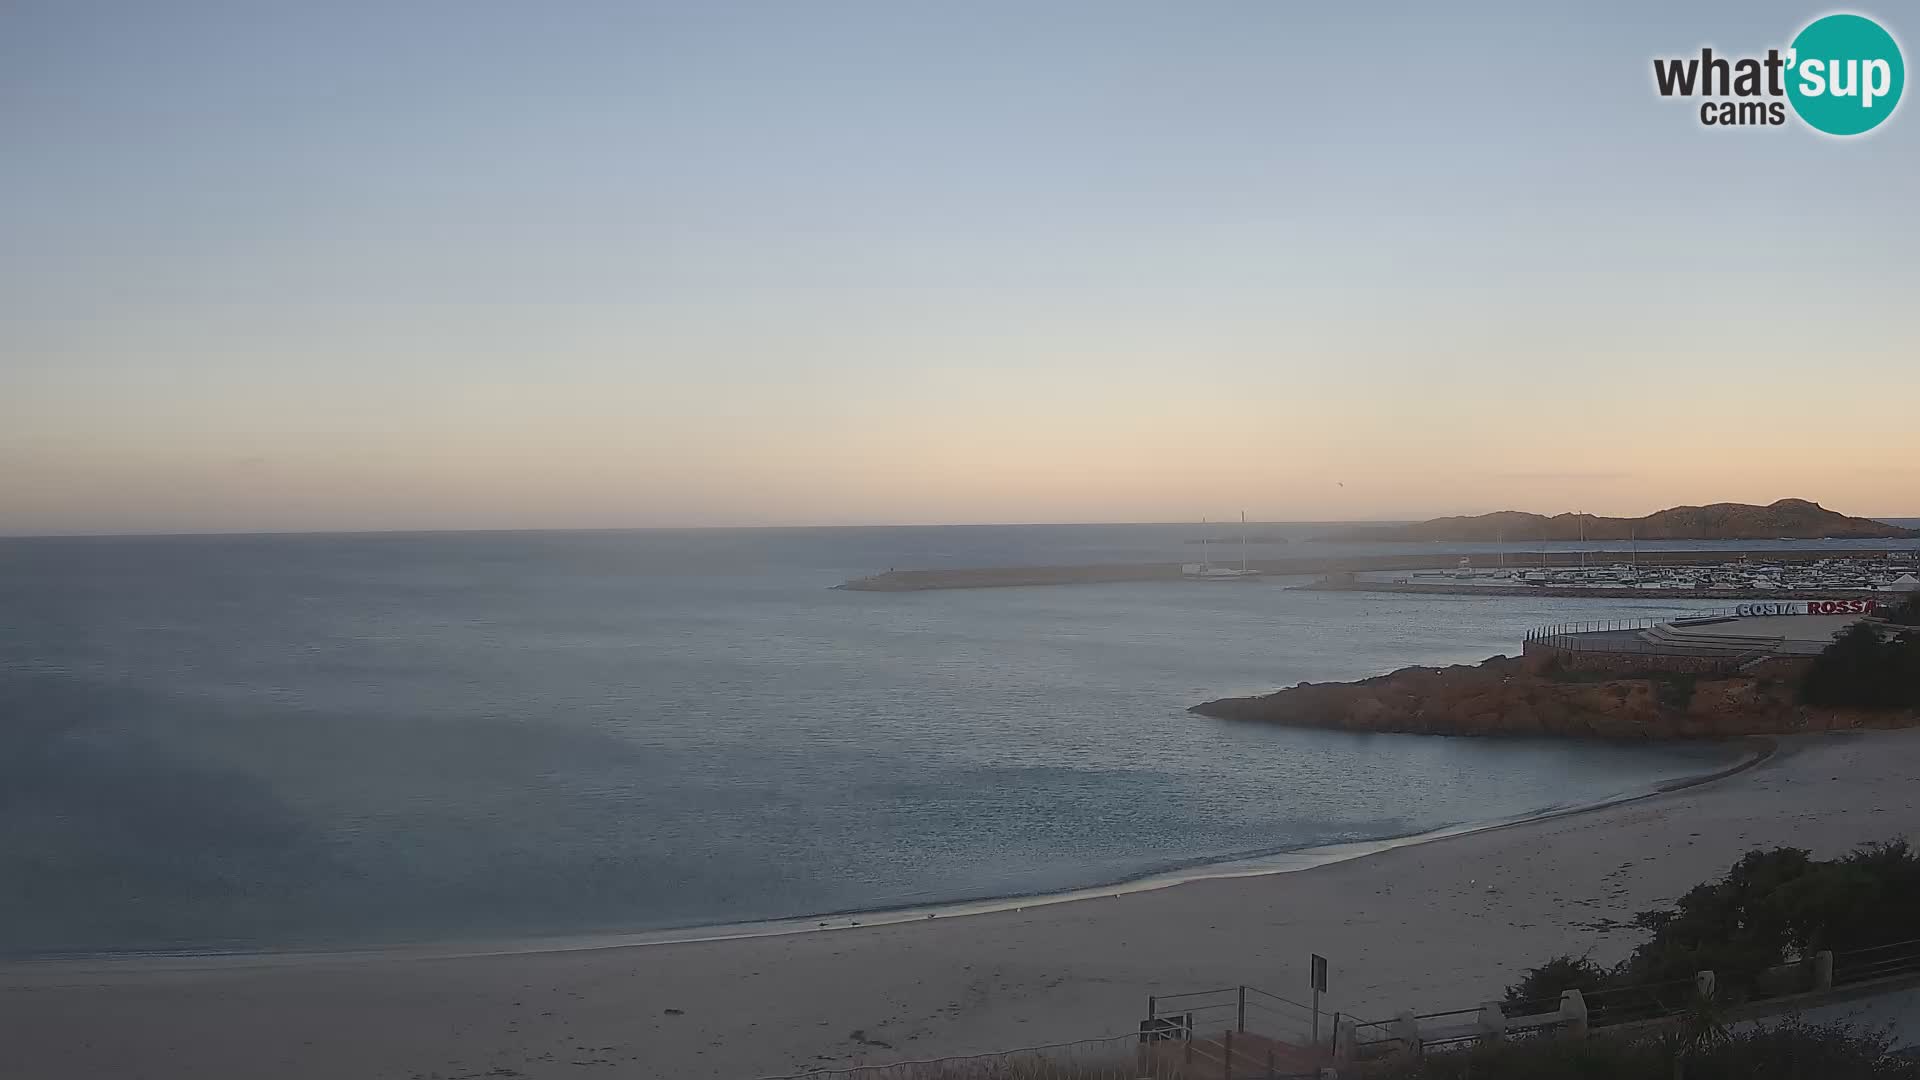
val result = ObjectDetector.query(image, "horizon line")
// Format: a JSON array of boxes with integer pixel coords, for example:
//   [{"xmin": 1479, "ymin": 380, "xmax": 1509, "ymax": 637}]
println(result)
[{"xmin": 5, "ymin": 512, "xmax": 1918, "ymax": 543}]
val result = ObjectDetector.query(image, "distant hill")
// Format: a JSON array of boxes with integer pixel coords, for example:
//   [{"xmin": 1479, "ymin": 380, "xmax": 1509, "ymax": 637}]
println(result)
[{"xmin": 1317, "ymin": 499, "xmax": 1919, "ymax": 543}]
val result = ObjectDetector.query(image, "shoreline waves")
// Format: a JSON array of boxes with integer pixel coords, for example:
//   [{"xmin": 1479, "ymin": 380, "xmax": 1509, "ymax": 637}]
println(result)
[
  {"xmin": 11, "ymin": 738, "xmax": 1769, "ymax": 971},
  {"xmin": 11, "ymin": 729, "xmax": 1914, "ymax": 1080}
]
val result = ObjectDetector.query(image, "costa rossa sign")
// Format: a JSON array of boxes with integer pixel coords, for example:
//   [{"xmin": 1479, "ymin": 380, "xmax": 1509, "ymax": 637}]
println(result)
[
  {"xmin": 1808, "ymin": 598, "xmax": 1879, "ymax": 615},
  {"xmin": 1734, "ymin": 599, "xmax": 1878, "ymax": 616}
]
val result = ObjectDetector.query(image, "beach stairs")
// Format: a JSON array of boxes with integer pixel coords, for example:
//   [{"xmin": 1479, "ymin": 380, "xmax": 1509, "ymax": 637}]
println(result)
[
  {"xmin": 1142, "ymin": 1029, "xmax": 1329, "ymax": 1078},
  {"xmin": 1139, "ymin": 986, "xmax": 1334, "ymax": 1078},
  {"xmin": 1636, "ymin": 622, "xmax": 1784, "ymax": 657}
]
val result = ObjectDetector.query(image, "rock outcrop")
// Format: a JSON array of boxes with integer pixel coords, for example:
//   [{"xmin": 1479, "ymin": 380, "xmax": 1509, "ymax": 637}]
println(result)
[{"xmin": 1190, "ymin": 654, "xmax": 1920, "ymax": 739}]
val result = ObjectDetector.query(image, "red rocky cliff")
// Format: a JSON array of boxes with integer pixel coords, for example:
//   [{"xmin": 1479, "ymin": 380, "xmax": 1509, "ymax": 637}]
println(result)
[{"xmin": 1191, "ymin": 654, "xmax": 1919, "ymax": 739}]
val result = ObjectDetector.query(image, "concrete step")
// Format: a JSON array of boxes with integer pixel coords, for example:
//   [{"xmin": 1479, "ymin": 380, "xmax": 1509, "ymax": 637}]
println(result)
[{"xmin": 1637, "ymin": 624, "xmax": 1782, "ymax": 655}]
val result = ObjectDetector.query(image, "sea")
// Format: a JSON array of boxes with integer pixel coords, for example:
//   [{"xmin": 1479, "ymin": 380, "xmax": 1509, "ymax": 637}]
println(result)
[{"xmin": 4, "ymin": 522, "xmax": 1917, "ymax": 958}]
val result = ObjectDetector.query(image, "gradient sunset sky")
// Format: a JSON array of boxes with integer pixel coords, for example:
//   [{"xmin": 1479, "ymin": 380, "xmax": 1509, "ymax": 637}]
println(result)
[{"xmin": 4, "ymin": 1, "xmax": 1916, "ymax": 534}]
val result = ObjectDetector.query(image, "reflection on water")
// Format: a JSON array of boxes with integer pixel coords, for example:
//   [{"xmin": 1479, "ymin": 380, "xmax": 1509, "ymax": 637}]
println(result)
[{"xmin": 0, "ymin": 525, "xmax": 1791, "ymax": 956}]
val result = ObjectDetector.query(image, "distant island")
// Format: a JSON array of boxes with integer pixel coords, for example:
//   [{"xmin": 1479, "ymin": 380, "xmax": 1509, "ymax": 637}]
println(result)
[{"xmin": 1315, "ymin": 499, "xmax": 1917, "ymax": 543}]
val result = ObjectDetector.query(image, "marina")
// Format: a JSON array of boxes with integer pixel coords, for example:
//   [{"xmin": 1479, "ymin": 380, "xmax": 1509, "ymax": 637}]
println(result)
[
  {"xmin": 842, "ymin": 547, "xmax": 1920, "ymax": 594},
  {"xmin": 1350, "ymin": 553, "xmax": 1920, "ymax": 594},
  {"xmin": 1180, "ymin": 512, "xmax": 1262, "ymax": 580}
]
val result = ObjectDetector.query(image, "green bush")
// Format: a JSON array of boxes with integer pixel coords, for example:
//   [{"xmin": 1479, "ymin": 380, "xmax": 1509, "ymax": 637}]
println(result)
[
  {"xmin": 1615, "ymin": 846, "xmax": 1819, "ymax": 989},
  {"xmin": 1652, "ymin": 672, "xmax": 1698, "ymax": 710},
  {"xmin": 1380, "ymin": 1019, "xmax": 1920, "ymax": 1079},
  {"xmin": 1502, "ymin": 955, "xmax": 1608, "ymax": 1010},
  {"xmin": 1799, "ymin": 623, "xmax": 1920, "ymax": 708},
  {"xmin": 1884, "ymin": 595, "xmax": 1920, "ymax": 627},
  {"xmin": 1504, "ymin": 842, "xmax": 1920, "ymax": 1005}
]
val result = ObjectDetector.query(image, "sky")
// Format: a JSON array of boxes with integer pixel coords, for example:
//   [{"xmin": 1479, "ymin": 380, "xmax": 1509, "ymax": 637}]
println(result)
[{"xmin": 3, "ymin": 1, "xmax": 1916, "ymax": 534}]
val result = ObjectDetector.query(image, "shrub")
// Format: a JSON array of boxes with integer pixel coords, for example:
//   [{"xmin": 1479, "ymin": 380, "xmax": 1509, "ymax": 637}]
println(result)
[
  {"xmin": 1884, "ymin": 595, "xmax": 1920, "ymax": 627},
  {"xmin": 1615, "ymin": 846, "xmax": 1819, "ymax": 990},
  {"xmin": 1652, "ymin": 672, "xmax": 1698, "ymax": 710},
  {"xmin": 1379, "ymin": 1018, "xmax": 1920, "ymax": 1079},
  {"xmin": 1502, "ymin": 955, "xmax": 1608, "ymax": 1011},
  {"xmin": 1502, "ymin": 842, "xmax": 1920, "ymax": 1015},
  {"xmin": 1799, "ymin": 623, "xmax": 1920, "ymax": 709}
]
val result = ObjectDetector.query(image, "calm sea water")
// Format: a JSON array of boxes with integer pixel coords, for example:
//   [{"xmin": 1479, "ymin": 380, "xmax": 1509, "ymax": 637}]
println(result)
[{"xmin": 3, "ymin": 523, "xmax": 1914, "ymax": 957}]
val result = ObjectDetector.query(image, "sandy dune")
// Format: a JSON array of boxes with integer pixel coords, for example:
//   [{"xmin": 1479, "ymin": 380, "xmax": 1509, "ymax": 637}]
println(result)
[{"xmin": 6, "ymin": 730, "xmax": 1918, "ymax": 1080}]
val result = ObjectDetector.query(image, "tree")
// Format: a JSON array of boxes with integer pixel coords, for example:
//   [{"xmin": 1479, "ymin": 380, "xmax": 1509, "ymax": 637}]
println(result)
[
  {"xmin": 1882, "ymin": 595, "xmax": 1920, "ymax": 627},
  {"xmin": 1799, "ymin": 624, "xmax": 1920, "ymax": 709},
  {"xmin": 1616, "ymin": 847, "xmax": 1817, "ymax": 991},
  {"xmin": 1505, "ymin": 843, "xmax": 1920, "ymax": 1012},
  {"xmin": 1378, "ymin": 1019, "xmax": 1920, "ymax": 1079}
]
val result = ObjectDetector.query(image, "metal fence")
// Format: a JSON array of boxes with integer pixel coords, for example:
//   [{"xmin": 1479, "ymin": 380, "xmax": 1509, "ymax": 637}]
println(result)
[
  {"xmin": 753, "ymin": 1027, "xmax": 1327, "ymax": 1080},
  {"xmin": 752, "ymin": 940, "xmax": 1920, "ymax": 1079},
  {"xmin": 751, "ymin": 1032, "xmax": 1146, "ymax": 1080},
  {"xmin": 1834, "ymin": 937, "xmax": 1920, "ymax": 986},
  {"xmin": 1349, "ymin": 1015, "xmax": 1399, "ymax": 1059},
  {"xmin": 1146, "ymin": 985, "xmax": 1323, "ymax": 1047},
  {"xmin": 1141, "ymin": 985, "xmax": 1332, "ymax": 1078},
  {"xmin": 1350, "ymin": 939, "xmax": 1920, "ymax": 1062},
  {"xmin": 1523, "ymin": 611, "xmax": 1776, "ymax": 674},
  {"xmin": 1523, "ymin": 612, "xmax": 1749, "ymax": 648}
]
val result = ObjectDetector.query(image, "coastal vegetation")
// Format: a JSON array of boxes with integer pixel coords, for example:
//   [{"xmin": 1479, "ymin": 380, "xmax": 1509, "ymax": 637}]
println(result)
[
  {"xmin": 1317, "ymin": 499, "xmax": 1917, "ymax": 543},
  {"xmin": 1195, "ymin": 601, "xmax": 1920, "ymax": 738},
  {"xmin": 1799, "ymin": 622, "xmax": 1920, "ymax": 709},
  {"xmin": 1504, "ymin": 841, "xmax": 1920, "ymax": 1010},
  {"xmin": 1889, "ymin": 595, "xmax": 1920, "ymax": 627},
  {"xmin": 789, "ymin": 844, "xmax": 1920, "ymax": 1080},
  {"xmin": 1379, "ymin": 1019, "xmax": 1920, "ymax": 1079},
  {"xmin": 1413, "ymin": 843, "xmax": 1920, "ymax": 1078},
  {"xmin": 1189, "ymin": 653, "xmax": 1918, "ymax": 740}
]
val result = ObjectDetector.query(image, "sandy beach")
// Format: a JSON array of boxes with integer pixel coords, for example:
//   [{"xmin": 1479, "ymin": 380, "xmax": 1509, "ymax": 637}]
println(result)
[{"xmin": 6, "ymin": 729, "xmax": 1919, "ymax": 1080}]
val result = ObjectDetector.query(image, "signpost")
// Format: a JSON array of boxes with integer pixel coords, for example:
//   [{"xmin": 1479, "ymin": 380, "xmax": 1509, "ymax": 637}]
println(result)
[
  {"xmin": 1138, "ymin": 1013, "xmax": 1192, "ymax": 1042},
  {"xmin": 1311, "ymin": 954, "xmax": 1329, "ymax": 1045}
]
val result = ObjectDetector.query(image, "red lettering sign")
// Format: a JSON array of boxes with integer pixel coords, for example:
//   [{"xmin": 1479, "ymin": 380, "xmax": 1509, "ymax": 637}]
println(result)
[{"xmin": 1809, "ymin": 599, "xmax": 1878, "ymax": 615}]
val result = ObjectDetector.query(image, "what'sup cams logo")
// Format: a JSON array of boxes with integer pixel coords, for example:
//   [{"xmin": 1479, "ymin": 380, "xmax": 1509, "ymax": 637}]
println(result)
[{"xmin": 1653, "ymin": 12, "xmax": 1904, "ymax": 135}]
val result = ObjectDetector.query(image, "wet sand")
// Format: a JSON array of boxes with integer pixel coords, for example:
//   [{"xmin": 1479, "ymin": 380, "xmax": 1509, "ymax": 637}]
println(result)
[{"xmin": 5, "ymin": 730, "xmax": 1918, "ymax": 1079}]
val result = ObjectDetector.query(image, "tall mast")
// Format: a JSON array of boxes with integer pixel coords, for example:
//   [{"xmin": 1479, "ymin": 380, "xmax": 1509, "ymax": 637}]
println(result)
[
  {"xmin": 1241, "ymin": 511, "xmax": 1249, "ymax": 573},
  {"xmin": 1201, "ymin": 516, "xmax": 1208, "ymax": 570}
]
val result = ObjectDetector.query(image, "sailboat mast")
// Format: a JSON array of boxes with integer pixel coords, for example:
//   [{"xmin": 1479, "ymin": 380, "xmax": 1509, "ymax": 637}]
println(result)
[
  {"xmin": 1200, "ymin": 517, "xmax": 1208, "ymax": 571},
  {"xmin": 1241, "ymin": 511, "xmax": 1249, "ymax": 573}
]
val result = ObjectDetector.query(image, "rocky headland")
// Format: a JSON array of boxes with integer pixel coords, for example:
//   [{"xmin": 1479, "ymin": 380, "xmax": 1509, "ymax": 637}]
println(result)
[
  {"xmin": 1190, "ymin": 653, "xmax": 1920, "ymax": 739},
  {"xmin": 1316, "ymin": 499, "xmax": 1916, "ymax": 543}
]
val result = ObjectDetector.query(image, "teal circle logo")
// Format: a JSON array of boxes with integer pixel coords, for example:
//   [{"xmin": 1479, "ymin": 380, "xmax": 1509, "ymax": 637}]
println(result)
[{"xmin": 1786, "ymin": 13, "xmax": 1905, "ymax": 135}]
